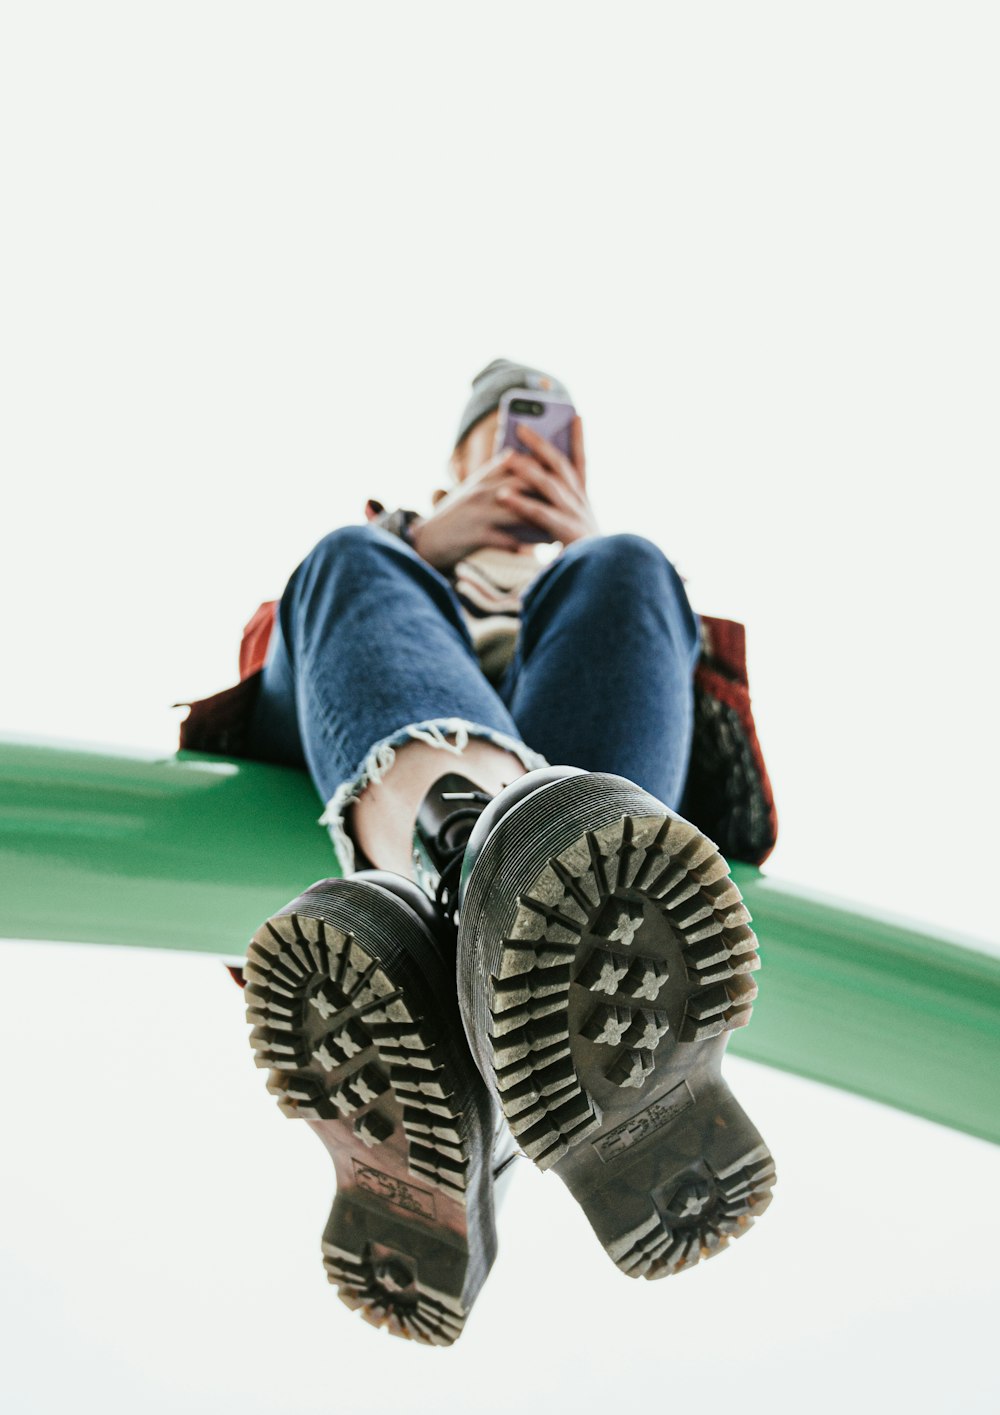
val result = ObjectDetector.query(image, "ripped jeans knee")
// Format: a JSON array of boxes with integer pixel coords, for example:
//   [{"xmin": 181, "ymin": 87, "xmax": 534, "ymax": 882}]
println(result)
[{"xmin": 316, "ymin": 715, "xmax": 549, "ymax": 875}]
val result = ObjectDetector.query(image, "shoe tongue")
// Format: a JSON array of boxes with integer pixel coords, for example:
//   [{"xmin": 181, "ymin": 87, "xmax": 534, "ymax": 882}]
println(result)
[
  {"xmin": 442, "ymin": 817, "xmax": 475, "ymax": 852},
  {"xmin": 415, "ymin": 772, "xmax": 489, "ymax": 850}
]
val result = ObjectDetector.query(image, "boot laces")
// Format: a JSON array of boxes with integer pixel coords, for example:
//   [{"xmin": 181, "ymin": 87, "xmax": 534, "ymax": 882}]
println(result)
[{"xmin": 432, "ymin": 788, "xmax": 494, "ymax": 929}]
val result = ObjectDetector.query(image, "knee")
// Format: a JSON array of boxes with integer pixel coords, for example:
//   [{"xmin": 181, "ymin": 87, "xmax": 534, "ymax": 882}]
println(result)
[
  {"xmin": 310, "ymin": 522, "xmax": 385, "ymax": 563},
  {"xmin": 562, "ymin": 533, "xmax": 698, "ymax": 641},
  {"xmin": 565, "ymin": 532, "xmax": 680, "ymax": 589},
  {"xmin": 298, "ymin": 522, "xmax": 395, "ymax": 583}
]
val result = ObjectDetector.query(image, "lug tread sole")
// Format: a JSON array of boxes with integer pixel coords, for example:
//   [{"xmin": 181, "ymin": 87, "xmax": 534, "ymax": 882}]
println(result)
[
  {"xmin": 479, "ymin": 803, "xmax": 775, "ymax": 1280},
  {"xmin": 245, "ymin": 893, "xmax": 482, "ymax": 1345}
]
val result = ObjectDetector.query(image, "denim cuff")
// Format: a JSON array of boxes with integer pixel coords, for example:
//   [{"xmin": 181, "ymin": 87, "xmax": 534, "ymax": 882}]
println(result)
[{"xmin": 317, "ymin": 716, "xmax": 549, "ymax": 875}]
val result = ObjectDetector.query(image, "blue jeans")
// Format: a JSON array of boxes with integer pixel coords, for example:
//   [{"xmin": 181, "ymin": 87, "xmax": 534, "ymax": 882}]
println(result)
[{"xmin": 244, "ymin": 524, "xmax": 701, "ymax": 873}]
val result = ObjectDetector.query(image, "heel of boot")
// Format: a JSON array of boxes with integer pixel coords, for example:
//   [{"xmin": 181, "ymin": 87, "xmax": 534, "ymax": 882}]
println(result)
[
  {"xmin": 457, "ymin": 770, "xmax": 777, "ymax": 1278},
  {"xmin": 244, "ymin": 877, "xmax": 497, "ymax": 1342},
  {"xmin": 322, "ymin": 1193, "xmax": 470, "ymax": 1345},
  {"xmin": 582, "ymin": 1083, "xmax": 776, "ymax": 1279}
]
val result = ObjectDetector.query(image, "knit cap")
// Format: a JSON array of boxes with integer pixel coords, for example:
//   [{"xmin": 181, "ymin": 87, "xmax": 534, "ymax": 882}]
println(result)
[{"xmin": 454, "ymin": 358, "xmax": 572, "ymax": 450}]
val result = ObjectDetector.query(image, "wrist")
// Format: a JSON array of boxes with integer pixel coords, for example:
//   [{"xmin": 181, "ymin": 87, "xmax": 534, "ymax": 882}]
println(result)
[
  {"xmin": 407, "ymin": 517, "xmax": 441, "ymax": 568},
  {"xmin": 407, "ymin": 520, "xmax": 429, "ymax": 557}
]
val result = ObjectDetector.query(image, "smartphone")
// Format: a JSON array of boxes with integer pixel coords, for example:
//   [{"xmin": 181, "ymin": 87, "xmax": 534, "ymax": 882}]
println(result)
[{"xmin": 494, "ymin": 389, "xmax": 577, "ymax": 544}]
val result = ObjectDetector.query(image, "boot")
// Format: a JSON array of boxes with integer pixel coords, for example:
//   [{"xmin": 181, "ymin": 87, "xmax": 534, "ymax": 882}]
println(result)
[
  {"xmin": 454, "ymin": 764, "xmax": 777, "ymax": 1281},
  {"xmin": 410, "ymin": 770, "xmax": 523, "ymax": 1194},
  {"xmin": 411, "ymin": 770, "xmax": 498, "ymax": 938},
  {"xmin": 242, "ymin": 867, "xmax": 500, "ymax": 1346}
]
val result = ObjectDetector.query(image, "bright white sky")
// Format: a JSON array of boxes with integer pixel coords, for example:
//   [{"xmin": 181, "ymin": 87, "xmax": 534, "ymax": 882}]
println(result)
[{"xmin": 1, "ymin": 4, "xmax": 998, "ymax": 1411}]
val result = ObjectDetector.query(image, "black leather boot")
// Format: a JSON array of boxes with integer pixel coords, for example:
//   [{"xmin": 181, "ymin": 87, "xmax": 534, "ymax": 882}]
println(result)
[
  {"xmin": 242, "ymin": 868, "xmax": 502, "ymax": 1345},
  {"xmin": 411, "ymin": 771, "xmax": 500, "ymax": 939},
  {"xmin": 410, "ymin": 770, "xmax": 525, "ymax": 1193},
  {"xmin": 454, "ymin": 764, "xmax": 777, "ymax": 1282}
]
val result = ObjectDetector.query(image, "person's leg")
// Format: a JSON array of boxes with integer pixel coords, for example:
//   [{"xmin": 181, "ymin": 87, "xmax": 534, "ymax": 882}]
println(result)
[
  {"xmin": 244, "ymin": 523, "xmax": 547, "ymax": 877},
  {"xmin": 453, "ymin": 540, "xmax": 774, "ymax": 1276},
  {"xmin": 350, "ymin": 734, "xmax": 529, "ymax": 877},
  {"xmin": 496, "ymin": 533, "xmax": 701, "ymax": 810}
]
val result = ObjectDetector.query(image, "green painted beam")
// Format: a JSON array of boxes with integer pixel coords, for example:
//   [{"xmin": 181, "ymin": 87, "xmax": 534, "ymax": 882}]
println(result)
[
  {"xmin": 2, "ymin": 734, "xmax": 998, "ymax": 1146},
  {"xmin": 0, "ymin": 736, "xmax": 335, "ymax": 958},
  {"xmin": 729, "ymin": 867, "xmax": 999, "ymax": 1147}
]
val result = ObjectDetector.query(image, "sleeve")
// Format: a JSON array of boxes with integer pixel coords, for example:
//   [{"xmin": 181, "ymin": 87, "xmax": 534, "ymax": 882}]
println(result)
[
  {"xmin": 678, "ymin": 615, "xmax": 779, "ymax": 866},
  {"xmin": 238, "ymin": 601, "xmax": 279, "ymax": 680}
]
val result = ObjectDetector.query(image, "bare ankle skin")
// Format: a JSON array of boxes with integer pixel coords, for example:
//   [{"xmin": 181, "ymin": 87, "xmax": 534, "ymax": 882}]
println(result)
[{"xmin": 349, "ymin": 735, "xmax": 530, "ymax": 879}]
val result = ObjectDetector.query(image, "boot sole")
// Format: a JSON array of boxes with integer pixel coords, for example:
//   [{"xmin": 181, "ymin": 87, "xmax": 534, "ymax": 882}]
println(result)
[
  {"xmin": 244, "ymin": 877, "xmax": 496, "ymax": 1345},
  {"xmin": 458, "ymin": 772, "xmax": 776, "ymax": 1280}
]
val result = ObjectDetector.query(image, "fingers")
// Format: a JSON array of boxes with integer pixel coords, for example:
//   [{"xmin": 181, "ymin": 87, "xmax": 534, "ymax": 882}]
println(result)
[
  {"xmin": 515, "ymin": 422, "xmax": 583, "ymax": 494},
  {"xmin": 484, "ymin": 527, "xmax": 531, "ymax": 551},
  {"xmin": 483, "ymin": 446, "xmax": 520, "ymax": 478},
  {"xmin": 508, "ymin": 443, "xmax": 576, "ymax": 502},
  {"xmin": 495, "ymin": 484, "xmax": 567, "ymax": 541},
  {"xmin": 515, "ymin": 417, "xmax": 586, "ymax": 488},
  {"xmin": 502, "ymin": 453, "xmax": 576, "ymax": 511},
  {"xmin": 514, "ymin": 422, "xmax": 561, "ymax": 472},
  {"xmin": 463, "ymin": 447, "xmax": 517, "ymax": 495}
]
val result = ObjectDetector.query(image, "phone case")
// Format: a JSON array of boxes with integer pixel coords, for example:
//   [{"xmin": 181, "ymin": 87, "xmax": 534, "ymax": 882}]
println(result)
[{"xmin": 494, "ymin": 389, "xmax": 577, "ymax": 544}]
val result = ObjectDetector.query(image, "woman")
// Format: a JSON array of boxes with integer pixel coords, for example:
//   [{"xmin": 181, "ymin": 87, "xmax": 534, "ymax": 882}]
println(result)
[{"xmin": 179, "ymin": 358, "xmax": 778, "ymax": 1346}]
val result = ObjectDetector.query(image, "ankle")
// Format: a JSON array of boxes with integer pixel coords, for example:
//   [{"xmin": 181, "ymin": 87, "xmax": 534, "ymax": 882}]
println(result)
[
  {"xmin": 412, "ymin": 772, "xmax": 498, "ymax": 926},
  {"xmin": 348, "ymin": 735, "xmax": 529, "ymax": 879}
]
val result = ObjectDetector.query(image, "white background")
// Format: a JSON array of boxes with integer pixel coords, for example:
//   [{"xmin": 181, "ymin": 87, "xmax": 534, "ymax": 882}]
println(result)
[{"xmin": 1, "ymin": 3, "xmax": 997, "ymax": 1412}]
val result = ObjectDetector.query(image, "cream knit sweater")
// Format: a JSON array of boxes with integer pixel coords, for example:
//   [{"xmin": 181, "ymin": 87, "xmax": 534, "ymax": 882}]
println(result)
[{"xmin": 451, "ymin": 545, "xmax": 548, "ymax": 685}]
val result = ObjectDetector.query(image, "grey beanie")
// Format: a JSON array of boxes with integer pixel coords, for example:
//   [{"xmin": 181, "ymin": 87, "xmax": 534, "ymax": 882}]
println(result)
[{"xmin": 454, "ymin": 357, "xmax": 572, "ymax": 450}]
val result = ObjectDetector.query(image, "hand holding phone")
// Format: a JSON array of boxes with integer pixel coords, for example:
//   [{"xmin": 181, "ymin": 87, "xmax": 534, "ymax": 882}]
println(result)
[{"xmin": 494, "ymin": 390, "xmax": 577, "ymax": 544}]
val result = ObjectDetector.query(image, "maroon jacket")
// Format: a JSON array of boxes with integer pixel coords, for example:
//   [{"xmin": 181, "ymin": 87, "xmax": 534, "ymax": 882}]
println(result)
[{"xmin": 175, "ymin": 521, "xmax": 778, "ymax": 867}]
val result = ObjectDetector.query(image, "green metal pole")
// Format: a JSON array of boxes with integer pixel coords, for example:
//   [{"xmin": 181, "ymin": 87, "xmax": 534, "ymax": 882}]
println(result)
[{"xmin": 2, "ymin": 735, "xmax": 998, "ymax": 1146}]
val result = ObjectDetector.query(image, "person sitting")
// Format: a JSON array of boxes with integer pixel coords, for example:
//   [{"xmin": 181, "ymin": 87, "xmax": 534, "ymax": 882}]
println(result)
[{"xmin": 175, "ymin": 358, "xmax": 779, "ymax": 1345}]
